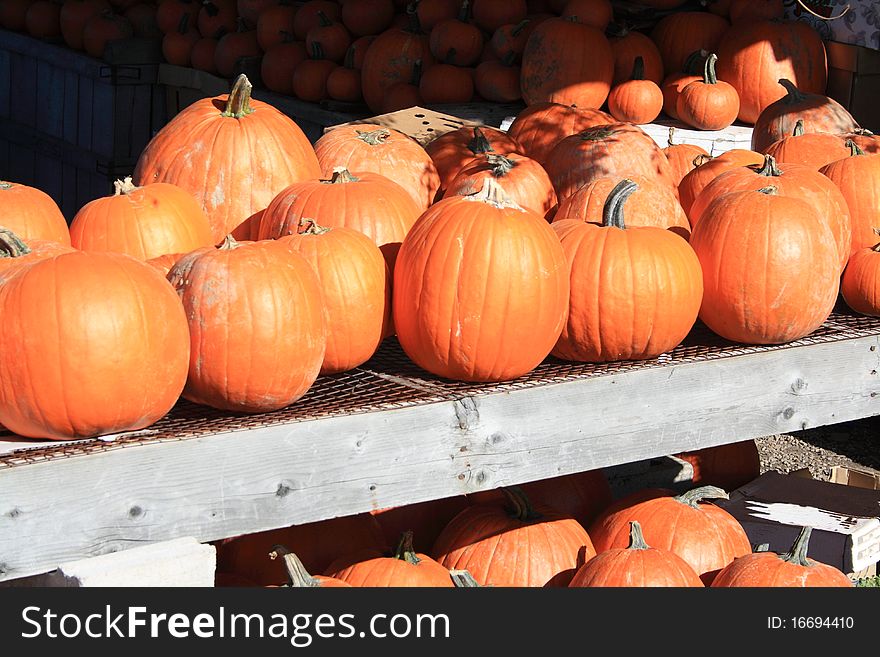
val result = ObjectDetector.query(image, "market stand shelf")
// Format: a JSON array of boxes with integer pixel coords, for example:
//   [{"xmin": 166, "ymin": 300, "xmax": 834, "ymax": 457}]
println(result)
[{"xmin": 1, "ymin": 306, "xmax": 879, "ymax": 582}]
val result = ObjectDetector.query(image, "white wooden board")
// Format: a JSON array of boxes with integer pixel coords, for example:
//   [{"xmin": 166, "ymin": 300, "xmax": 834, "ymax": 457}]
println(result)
[{"xmin": 641, "ymin": 118, "xmax": 754, "ymax": 155}]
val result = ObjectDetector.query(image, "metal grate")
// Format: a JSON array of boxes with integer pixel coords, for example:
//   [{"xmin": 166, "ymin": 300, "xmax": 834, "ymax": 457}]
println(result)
[{"xmin": 2, "ymin": 304, "xmax": 879, "ymax": 468}]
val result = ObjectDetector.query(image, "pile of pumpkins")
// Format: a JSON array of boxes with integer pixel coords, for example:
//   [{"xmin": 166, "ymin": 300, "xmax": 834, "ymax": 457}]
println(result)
[
  {"xmin": 0, "ymin": 0, "xmax": 831, "ymax": 129},
  {"xmin": 211, "ymin": 456, "xmax": 855, "ymax": 588},
  {"xmin": 1, "ymin": 69, "xmax": 879, "ymax": 442}
]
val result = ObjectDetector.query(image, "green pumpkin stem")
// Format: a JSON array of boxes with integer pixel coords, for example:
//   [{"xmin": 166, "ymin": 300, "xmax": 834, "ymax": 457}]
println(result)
[
  {"xmin": 501, "ymin": 50, "xmax": 518, "ymax": 67},
  {"xmin": 0, "ymin": 227, "xmax": 31, "ymax": 259},
  {"xmin": 329, "ymin": 167, "xmax": 359, "ymax": 184},
  {"xmin": 755, "ymin": 154, "xmax": 782, "ymax": 177},
  {"xmin": 457, "ymin": 0, "xmax": 470, "ymax": 22},
  {"xmin": 468, "ymin": 127, "xmax": 494, "ymax": 155},
  {"xmin": 846, "ymin": 139, "xmax": 864, "ymax": 157},
  {"xmin": 757, "ymin": 185, "xmax": 779, "ymax": 196},
  {"xmin": 357, "ymin": 128, "xmax": 391, "ymax": 145},
  {"xmin": 222, "ymin": 74, "xmax": 255, "ymax": 119},
  {"xmin": 779, "ymin": 527, "xmax": 814, "ymax": 567},
  {"xmin": 450, "ymin": 569, "xmax": 481, "ymax": 587},
  {"xmin": 411, "ymin": 58, "xmax": 423, "ymax": 86},
  {"xmin": 631, "ymin": 55, "xmax": 645, "ymax": 81},
  {"xmin": 778, "ymin": 78, "xmax": 805, "ymax": 103},
  {"xmin": 316, "ymin": 9, "xmax": 332, "ymax": 27},
  {"xmin": 486, "ymin": 153, "xmax": 515, "ymax": 176},
  {"xmin": 511, "ymin": 19, "xmax": 529, "ymax": 37},
  {"xmin": 602, "ymin": 179, "xmax": 639, "ymax": 229},
  {"xmin": 310, "ymin": 41, "xmax": 325, "ymax": 60},
  {"xmin": 405, "ymin": 2, "xmax": 423, "ymax": 33},
  {"xmin": 683, "ymin": 49, "xmax": 709, "ymax": 75},
  {"xmin": 113, "ymin": 176, "xmax": 138, "ymax": 195},
  {"xmin": 393, "ymin": 530, "xmax": 421, "ymax": 565},
  {"xmin": 793, "ymin": 118, "xmax": 805, "ymax": 137},
  {"xmin": 674, "ymin": 485, "xmax": 729, "ymax": 508},
  {"xmin": 269, "ymin": 545, "xmax": 322, "ymax": 587},
  {"xmin": 703, "ymin": 53, "xmax": 718, "ymax": 85},
  {"xmin": 176, "ymin": 12, "xmax": 190, "ymax": 34},
  {"xmin": 501, "ymin": 486, "xmax": 543, "ymax": 522},
  {"xmin": 626, "ymin": 521, "xmax": 651, "ymax": 551}
]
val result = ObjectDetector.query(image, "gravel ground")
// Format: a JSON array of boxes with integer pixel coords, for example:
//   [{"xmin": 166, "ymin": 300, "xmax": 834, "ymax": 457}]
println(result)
[{"xmin": 756, "ymin": 415, "xmax": 880, "ymax": 481}]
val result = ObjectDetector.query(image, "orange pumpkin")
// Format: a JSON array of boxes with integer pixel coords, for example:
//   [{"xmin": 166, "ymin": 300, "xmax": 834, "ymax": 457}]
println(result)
[
  {"xmin": 261, "ymin": 37, "xmax": 307, "ymax": 96},
  {"xmin": 161, "ymin": 16, "xmax": 199, "ymax": 66},
  {"xmin": 214, "ymin": 20, "xmax": 260, "ymax": 79},
  {"xmin": 660, "ymin": 49, "xmax": 708, "ymax": 120},
  {"xmin": 474, "ymin": 58, "xmax": 522, "ymax": 103},
  {"xmin": 607, "ymin": 56, "xmax": 663, "ymax": 124},
  {"xmin": 841, "ymin": 241, "xmax": 880, "ymax": 317},
  {"xmin": 328, "ymin": 531, "xmax": 455, "ymax": 587},
  {"xmin": 419, "ymin": 62, "xmax": 474, "ymax": 104},
  {"xmin": 415, "ymin": 0, "xmax": 458, "ymax": 31},
  {"xmin": 663, "ymin": 127, "xmax": 710, "ymax": 186},
  {"xmin": 471, "ymin": 0, "xmax": 526, "ymax": 32},
  {"xmin": 678, "ymin": 148, "xmax": 764, "ymax": 216},
  {"xmin": 292, "ymin": 42, "xmax": 337, "ymax": 102},
  {"xmin": 676, "ymin": 53, "xmax": 740, "ymax": 131},
  {"xmin": 429, "ymin": 2, "xmax": 482, "ymax": 66},
  {"xmin": 489, "ymin": 19, "xmax": 531, "ymax": 61},
  {"xmin": 650, "ymin": 11, "xmax": 729, "ymax": 74},
  {"xmin": 292, "ymin": 0, "xmax": 339, "ymax": 39},
  {"xmin": 609, "ymin": 28, "xmax": 664, "ymax": 85},
  {"xmin": 371, "ymin": 496, "xmax": 470, "ymax": 553},
  {"xmin": 764, "ymin": 119, "xmax": 851, "ymax": 169},
  {"xmin": 426, "ymin": 125, "xmax": 522, "ymax": 194},
  {"xmin": 190, "ymin": 36, "xmax": 218, "ymax": 73},
  {"xmin": 256, "ymin": 2, "xmax": 295, "ymax": 50},
  {"xmin": 157, "ymin": 0, "xmax": 200, "ymax": 34},
  {"xmin": 60, "ymin": 0, "xmax": 110, "ymax": 50},
  {"xmin": 0, "ymin": 180, "xmax": 71, "ymax": 244},
  {"xmin": 341, "ymin": 0, "xmax": 394, "ymax": 37},
  {"xmin": 506, "ymin": 102, "xmax": 613, "ymax": 165},
  {"xmin": 305, "ymin": 9, "xmax": 351, "ymax": 63},
  {"xmin": 675, "ymin": 440, "xmax": 761, "ymax": 492},
  {"xmin": 82, "ymin": 9, "xmax": 133, "ymax": 58},
  {"xmin": 197, "ymin": 0, "xmax": 236, "ymax": 39},
  {"xmin": 820, "ymin": 140, "xmax": 880, "ymax": 256},
  {"xmin": 445, "ymin": 152, "xmax": 556, "ymax": 216}
]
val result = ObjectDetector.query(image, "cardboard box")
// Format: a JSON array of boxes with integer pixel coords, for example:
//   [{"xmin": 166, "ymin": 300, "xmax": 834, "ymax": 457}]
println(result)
[
  {"xmin": 825, "ymin": 40, "xmax": 880, "ymax": 131},
  {"xmin": 716, "ymin": 471, "xmax": 880, "ymax": 576}
]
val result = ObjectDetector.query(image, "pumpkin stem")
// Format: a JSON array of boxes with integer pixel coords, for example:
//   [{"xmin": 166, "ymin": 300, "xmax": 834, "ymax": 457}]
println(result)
[
  {"xmin": 703, "ymin": 53, "xmax": 718, "ymax": 85},
  {"xmin": 683, "ymin": 49, "xmax": 709, "ymax": 75},
  {"xmin": 630, "ymin": 56, "xmax": 645, "ymax": 81},
  {"xmin": 280, "ymin": 30, "xmax": 295, "ymax": 44},
  {"xmin": 500, "ymin": 50, "xmax": 518, "ymax": 67},
  {"xmin": 457, "ymin": 0, "xmax": 470, "ymax": 22},
  {"xmin": 450, "ymin": 569, "xmax": 481, "ymax": 587},
  {"xmin": 310, "ymin": 41, "xmax": 325, "ymax": 60},
  {"xmin": 444, "ymin": 48, "xmax": 458, "ymax": 65},
  {"xmin": 693, "ymin": 153, "xmax": 713, "ymax": 167},
  {"xmin": 501, "ymin": 486, "xmax": 543, "ymax": 522},
  {"xmin": 219, "ymin": 234, "xmax": 241, "ymax": 250},
  {"xmin": 846, "ymin": 139, "xmax": 864, "ymax": 157},
  {"xmin": 410, "ymin": 58, "xmax": 424, "ymax": 85},
  {"xmin": 113, "ymin": 176, "xmax": 138, "ymax": 195},
  {"xmin": 511, "ymin": 19, "xmax": 529, "ymax": 37},
  {"xmin": 357, "ymin": 128, "xmax": 391, "ymax": 145},
  {"xmin": 328, "ymin": 166, "xmax": 360, "ymax": 184},
  {"xmin": 297, "ymin": 218, "xmax": 331, "ymax": 235},
  {"xmin": 316, "ymin": 9, "xmax": 332, "ymax": 27},
  {"xmin": 792, "ymin": 119, "xmax": 805, "ymax": 137},
  {"xmin": 852, "ymin": 128, "xmax": 874, "ymax": 136},
  {"xmin": 778, "ymin": 78, "xmax": 805, "ymax": 103},
  {"xmin": 222, "ymin": 74, "xmax": 255, "ymax": 119},
  {"xmin": 405, "ymin": 2, "xmax": 423, "ymax": 33},
  {"xmin": 468, "ymin": 127, "xmax": 494, "ymax": 155},
  {"xmin": 486, "ymin": 153, "xmax": 515, "ymax": 176},
  {"xmin": 872, "ymin": 228, "xmax": 880, "ymax": 252},
  {"xmin": 269, "ymin": 545, "xmax": 322, "ymax": 587},
  {"xmin": 757, "ymin": 185, "xmax": 779, "ymax": 196},
  {"xmin": 755, "ymin": 154, "xmax": 782, "ymax": 177},
  {"xmin": 0, "ymin": 227, "xmax": 31, "ymax": 259},
  {"xmin": 626, "ymin": 521, "xmax": 651, "ymax": 551},
  {"xmin": 667, "ymin": 126, "xmax": 676, "ymax": 147},
  {"xmin": 779, "ymin": 527, "xmax": 815, "ymax": 567},
  {"xmin": 602, "ymin": 179, "xmax": 638, "ymax": 230},
  {"xmin": 0, "ymin": 181, "xmax": 13, "ymax": 190},
  {"xmin": 674, "ymin": 485, "xmax": 729, "ymax": 509},
  {"xmin": 580, "ymin": 126, "xmax": 617, "ymax": 141},
  {"xmin": 393, "ymin": 530, "xmax": 421, "ymax": 565},
  {"xmin": 463, "ymin": 177, "xmax": 523, "ymax": 210},
  {"xmin": 176, "ymin": 12, "xmax": 190, "ymax": 34}
]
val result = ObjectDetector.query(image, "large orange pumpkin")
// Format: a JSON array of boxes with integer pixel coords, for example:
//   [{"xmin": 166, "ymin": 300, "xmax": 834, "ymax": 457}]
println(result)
[
  {"xmin": 314, "ymin": 124, "xmax": 440, "ymax": 211},
  {"xmin": 505, "ymin": 102, "xmax": 613, "ymax": 165},
  {"xmin": 0, "ymin": 251, "xmax": 190, "ymax": 440},
  {"xmin": 134, "ymin": 75, "xmax": 321, "ymax": 244},
  {"xmin": 650, "ymin": 11, "xmax": 729, "ymax": 74},
  {"xmin": 393, "ymin": 179, "xmax": 569, "ymax": 382},
  {"xmin": 328, "ymin": 531, "xmax": 455, "ymax": 587},
  {"xmin": 0, "ymin": 181, "xmax": 71, "ymax": 244},
  {"xmin": 425, "ymin": 125, "xmax": 522, "ymax": 194},
  {"xmin": 763, "ymin": 119, "xmax": 851, "ymax": 169},
  {"xmin": 820, "ymin": 140, "xmax": 880, "ymax": 256},
  {"xmin": 691, "ymin": 187, "xmax": 839, "ymax": 344},
  {"xmin": 168, "ymin": 238, "xmax": 326, "ymax": 412},
  {"xmin": 520, "ymin": 17, "xmax": 613, "ymax": 109},
  {"xmin": 69, "ymin": 178, "xmax": 214, "ymax": 260}
]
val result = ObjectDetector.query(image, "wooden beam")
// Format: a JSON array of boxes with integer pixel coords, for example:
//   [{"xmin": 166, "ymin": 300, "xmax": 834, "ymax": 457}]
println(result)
[{"xmin": 1, "ymin": 334, "xmax": 879, "ymax": 581}]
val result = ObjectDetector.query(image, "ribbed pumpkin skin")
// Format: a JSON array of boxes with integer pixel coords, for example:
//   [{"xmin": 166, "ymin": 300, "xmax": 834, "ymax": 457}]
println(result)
[
  {"xmin": 678, "ymin": 149, "xmax": 764, "ymax": 216},
  {"xmin": 664, "ymin": 142, "xmax": 709, "ymax": 185},
  {"xmin": 554, "ymin": 174, "xmax": 691, "ymax": 239},
  {"xmin": 691, "ymin": 190, "xmax": 839, "ymax": 345},
  {"xmin": 168, "ymin": 240, "xmax": 326, "ymax": 413},
  {"xmin": 258, "ymin": 170, "xmax": 420, "ymax": 274},
  {"xmin": 0, "ymin": 252, "xmax": 190, "ymax": 440},
  {"xmin": 505, "ymin": 103, "xmax": 613, "ymax": 166},
  {"xmin": 569, "ymin": 540, "xmax": 704, "ymax": 587},
  {"xmin": 821, "ymin": 151, "xmax": 880, "ymax": 255},
  {"xmin": 359, "ymin": 18, "xmax": 434, "ymax": 113},
  {"xmin": 278, "ymin": 226, "xmax": 390, "ymax": 375},
  {"xmin": 520, "ymin": 18, "xmax": 613, "ymax": 109},
  {"xmin": 431, "ymin": 503, "xmax": 596, "ymax": 587},
  {"xmin": 70, "ymin": 181, "xmax": 214, "ymax": 260},
  {"xmin": 393, "ymin": 187, "xmax": 569, "ymax": 382},
  {"xmin": 588, "ymin": 489, "xmax": 752, "ymax": 584},
  {"xmin": 764, "ymin": 131, "xmax": 850, "ymax": 170},
  {"xmin": 711, "ymin": 552, "xmax": 853, "ymax": 587},
  {"xmin": 842, "ymin": 247, "xmax": 880, "ymax": 317},
  {"xmin": 133, "ymin": 79, "xmax": 321, "ymax": 244},
  {"xmin": 607, "ymin": 78, "xmax": 663, "ymax": 125},
  {"xmin": 445, "ymin": 153, "xmax": 557, "ymax": 216},
  {"xmin": 650, "ymin": 11, "xmax": 729, "ymax": 74},
  {"xmin": 314, "ymin": 124, "xmax": 439, "ymax": 211},
  {"xmin": 689, "ymin": 159, "xmax": 852, "ymax": 271},
  {"xmin": 329, "ymin": 553, "xmax": 454, "ymax": 587},
  {"xmin": 551, "ymin": 218, "xmax": 702, "ymax": 362},
  {"xmin": 0, "ymin": 181, "xmax": 71, "ymax": 244},
  {"xmin": 545, "ymin": 123, "xmax": 677, "ymax": 201},
  {"xmin": 425, "ymin": 126, "xmax": 522, "ymax": 194}
]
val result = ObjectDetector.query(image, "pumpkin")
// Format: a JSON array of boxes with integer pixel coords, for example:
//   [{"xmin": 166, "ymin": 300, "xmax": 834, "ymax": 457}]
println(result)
[
  {"xmin": 467, "ymin": 469, "xmax": 613, "ymax": 528},
  {"xmin": 259, "ymin": 167, "xmax": 420, "ymax": 276},
  {"xmin": 552, "ymin": 181, "xmax": 702, "ymax": 362},
  {"xmin": 588, "ymin": 485, "xmax": 751, "ymax": 584},
  {"xmin": 569, "ymin": 521, "xmax": 704, "ymax": 587},
  {"xmin": 69, "ymin": 177, "xmax": 214, "ymax": 260},
  {"xmin": 844, "ymin": 128, "xmax": 880, "ymax": 155},
  {"xmin": 236, "ymin": 0, "xmax": 276, "ymax": 29},
  {"xmin": 168, "ymin": 237, "xmax": 326, "ymax": 412},
  {"xmin": 328, "ymin": 531, "xmax": 455, "ymax": 587},
  {"xmin": 134, "ymin": 75, "xmax": 321, "ymax": 244},
  {"xmin": 292, "ymin": 0, "xmax": 340, "ymax": 40},
  {"xmin": 607, "ymin": 56, "xmax": 663, "ymax": 125},
  {"xmin": 432, "ymin": 487, "xmax": 596, "ymax": 587},
  {"xmin": 691, "ymin": 186, "xmax": 839, "ymax": 344},
  {"xmin": 146, "ymin": 251, "xmax": 187, "ymax": 277},
  {"xmin": 215, "ymin": 513, "xmax": 388, "ymax": 585},
  {"xmin": 268, "ymin": 548, "xmax": 351, "ymax": 588},
  {"xmin": 82, "ymin": 10, "xmax": 133, "ymax": 58},
  {"xmin": 0, "ymin": 228, "xmax": 76, "ymax": 278},
  {"xmin": 660, "ymin": 49, "xmax": 708, "ymax": 120},
  {"xmin": 190, "ymin": 36, "xmax": 218, "ymax": 73},
  {"xmin": 689, "ymin": 155, "xmax": 852, "ymax": 270},
  {"xmin": 663, "ymin": 127, "xmax": 710, "ymax": 185},
  {"xmin": 197, "ymin": 0, "xmax": 236, "ymax": 39},
  {"xmin": 292, "ymin": 42, "xmax": 337, "ymax": 102},
  {"xmin": 278, "ymin": 220, "xmax": 390, "ymax": 374},
  {"xmin": 0, "ymin": 181, "xmax": 71, "ymax": 244},
  {"xmin": 416, "ymin": 0, "xmax": 458, "ymax": 31},
  {"xmin": 1, "ymin": 0, "xmax": 33, "ymax": 31},
  {"xmin": 677, "ymin": 53, "xmax": 740, "ymax": 131},
  {"xmin": 553, "ymin": 174, "xmax": 691, "ymax": 239},
  {"xmin": 678, "ymin": 148, "xmax": 764, "ymax": 216},
  {"xmin": 394, "ymin": 179, "xmax": 569, "ymax": 382},
  {"xmin": 60, "ymin": 0, "xmax": 110, "ymax": 50},
  {"xmin": 545, "ymin": 123, "xmax": 677, "ymax": 202},
  {"xmin": 314, "ymin": 124, "xmax": 439, "ymax": 211},
  {"xmin": 213, "ymin": 19, "xmax": 260, "ymax": 78},
  {"xmin": 162, "ymin": 15, "xmax": 200, "ymax": 66},
  {"xmin": 650, "ymin": 11, "xmax": 729, "ymax": 74},
  {"xmin": 561, "ymin": 0, "xmax": 611, "ymax": 31},
  {"xmin": 359, "ymin": 5, "xmax": 434, "ymax": 113},
  {"xmin": 841, "ymin": 241, "xmax": 880, "ymax": 317},
  {"xmin": 820, "ymin": 140, "xmax": 880, "ymax": 256},
  {"xmin": 429, "ymin": 1, "xmax": 482, "ymax": 66},
  {"xmin": 674, "ymin": 440, "xmax": 761, "ymax": 491},
  {"xmin": 25, "ymin": 0, "xmax": 62, "ymax": 39},
  {"xmin": 520, "ymin": 17, "xmax": 613, "ymax": 109},
  {"xmin": 0, "ymin": 251, "xmax": 190, "ymax": 440},
  {"xmin": 256, "ymin": 2, "xmax": 295, "ymax": 50},
  {"xmin": 505, "ymin": 102, "xmax": 613, "ymax": 165},
  {"xmin": 609, "ymin": 28, "xmax": 663, "ymax": 85},
  {"xmin": 490, "ymin": 19, "xmax": 531, "ymax": 61},
  {"xmin": 445, "ymin": 152, "xmax": 556, "ymax": 216},
  {"xmin": 157, "ymin": 0, "xmax": 200, "ymax": 34},
  {"xmin": 381, "ymin": 58, "xmax": 424, "ymax": 112},
  {"xmin": 305, "ymin": 9, "xmax": 351, "ymax": 63},
  {"xmin": 326, "ymin": 49, "xmax": 363, "ymax": 102},
  {"xmin": 751, "ymin": 79, "xmax": 859, "ymax": 153},
  {"xmin": 712, "ymin": 527, "xmax": 853, "ymax": 587},
  {"xmin": 125, "ymin": 3, "xmax": 161, "ymax": 38},
  {"xmin": 474, "ymin": 58, "xmax": 522, "ymax": 103},
  {"xmin": 419, "ymin": 62, "xmax": 474, "ymax": 104},
  {"xmin": 729, "ymin": 0, "xmax": 783, "ymax": 23},
  {"xmin": 371, "ymin": 496, "xmax": 470, "ymax": 553},
  {"xmin": 347, "ymin": 34, "xmax": 375, "ymax": 69},
  {"xmin": 261, "ymin": 36, "xmax": 307, "ymax": 96},
  {"xmin": 471, "ymin": 0, "xmax": 526, "ymax": 32},
  {"xmin": 341, "ymin": 0, "xmax": 394, "ymax": 37},
  {"xmin": 426, "ymin": 126, "xmax": 522, "ymax": 195},
  {"xmin": 764, "ymin": 119, "xmax": 851, "ymax": 169},
  {"xmin": 716, "ymin": 19, "xmax": 827, "ymax": 124}
]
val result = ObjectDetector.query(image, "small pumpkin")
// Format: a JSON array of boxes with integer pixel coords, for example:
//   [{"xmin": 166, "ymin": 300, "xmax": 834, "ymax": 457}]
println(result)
[
  {"xmin": 261, "ymin": 36, "xmax": 307, "ymax": 96},
  {"xmin": 305, "ymin": 9, "xmax": 351, "ymax": 63},
  {"xmin": 764, "ymin": 119, "xmax": 851, "ymax": 170},
  {"xmin": 474, "ymin": 57, "xmax": 522, "ymax": 103},
  {"xmin": 607, "ymin": 56, "xmax": 663, "ymax": 125},
  {"xmin": 505, "ymin": 102, "xmax": 613, "ymax": 166},
  {"xmin": 490, "ymin": 19, "xmax": 531, "ymax": 61},
  {"xmin": 214, "ymin": 19, "xmax": 260, "ymax": 79},
  {"xmin": 190, "ymin": 36, "xmax": 219, "ymax": 73},
  {"xmin": 82, "ymin": 9, "xmax": 134, "ymax": 58},
  {"xmin": 660, "ymin": 49, "xmax": 708, "ymax": 120},
  {"xmin": 677, "ymin": 148, "xmax": 764, "ymax": 217},
  {"xmin": 162, "ymin": 14, "xmax": 200, "ymax": 66},
  {"xmin": 445, "ymin": 152, "xmax": 556, "ymax": 216},
  {"xmin": 328, "ymin": 531, "xmax": 455, "ymax": 587},
  {"xmin": 663, "ymin": 127, "xmax": 710, "ymax": 185},
  {"xmin": 60, "ymin": 0, "xmax": 110, "ymax": 50},
  {"xmin": 292, "ymin": 0, "xmax": 340, "ymax": 40},
  {"xmin": 419, "ymin": 61, "xmax": 475, "ymax": 105},
  {"xmin": 676, "ymin": 53, "xmax": 740, "ymax": 131},
  {"xmin": 674, "ymin": 440, "xmax": 761, "ymax": 492},
  {"xmin": 841, "ymin": 239, "xmax": 880, "ymax": 318},
  {"xmin": 157, "ymin": 0, "xmax": 201, "ymax": 34},
  {"xmin": 429, "ymin": 1, "xmax": 482, "ymax": 66},
  {"xmin": 256, "ymin": 2, "xmax": 295, "ymax": 50},
  {"xmin": 425, "ymin": 125, "xmax": 522, "ymax": 195},
  {"xmin": 197, "ymin": 0, "xmax": 237, "ymax": 39},
  {"xmin": 0, "ymin": 180, "xmax": 71, "ymax": 244}
]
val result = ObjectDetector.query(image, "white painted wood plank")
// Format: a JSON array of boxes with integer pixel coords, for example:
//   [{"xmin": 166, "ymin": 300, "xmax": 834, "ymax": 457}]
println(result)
[
  {"xmin": 640, "ymin": 118, "xmax": 754, "ymax": 155},
  {"xmin": 0, "ymin": 335, "xmax": 878, "ymax": 581}
]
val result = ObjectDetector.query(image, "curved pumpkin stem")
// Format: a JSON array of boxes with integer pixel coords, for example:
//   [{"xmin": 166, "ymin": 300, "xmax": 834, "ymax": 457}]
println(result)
[
  {"xmin": 269, "ymin": 545, "xmax": 322, "ymax": 587},
  {"xmin": 450, "ymin": 569, "xmax": 481, "ymax": 587},
  {"xmin": 626, "ymin": 521, "xmax": 651, "ymax": 551},
  {"xmin": 693, "ymin": 153, "xmax": 713, "ymax": 167},
  {"xmin": 316, "ymin": 9, "xmax": 332, "ymax": 27},
  {"xmin": 357, "ymin": 128, "xmax": 391, "ymax": 145},
  {"xmin": 683, "ymin": 49, "xmax": 709, "ymax": 75},
  {"xmin": 755, "ymin": 154, "xmax": 783, "ymax": 177},
  {"xmin": 468, "ymin": 127, "xmax": 495, "ymax": 156},
  {"xmin": 511, "ymin": 19, "xmax": 529, "ymax": 37},
  {"xmin": 464, "ymin": 177, "xmax": 522, "ymax": 210},
  {"xmin": 674, "ymin": 485, "xmax": 729, "ymax": 509},
  {"xmin": 792, "ymin": 118, "xmax": 805, "ymax": 137},
  {"xmin": 0, "ymin": 227, "xmax": 31, "ymax": 259},
  {"xmin": 223, "ymin": 74, "xmax": 255, "ymax": 119},
  {"xmin": 779, "ymin": 526, "xmax": 815, "ymax": 567},
  {"xmin": 328, "ymin": 167, "xmax": 360, "ymax": 184},
  {"xmin": 393, "ymin": 530, "xmax": 421, "ymax": 565},
  {"xmin": 846, "ymin": 139, "xmax": 864, "ymax": 157},
  {"xmin": 703, "ymin": 53, "xmax": 718, "ymax": 85},
  {"xmin": 630, "ymin": 56, "xmax": 645, "ymax": 81},
  {"xmin": 778, "ymin": 78, "xmax": 806, "ymax": 104},
  {"xmin": 297, "ymin": 218, "xmax": 331, "ymax": 235},
  {"xmin": 602, "ymin": 179, "xmax": 638, "ymax": 230},
  {"xmin": 113, "ymin": 176, "xmax": 138, "ymax": 196},
  {"xmin": 486, "ymin": 153, "xmax": 516, "ymax": 176},
  {"xmin": 501, "ymin": 486, "xmax": 543, "ymax": 522},
  {"xmin": 667, "ymin": 126, "xmax": 677, "ymax": 147}
]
